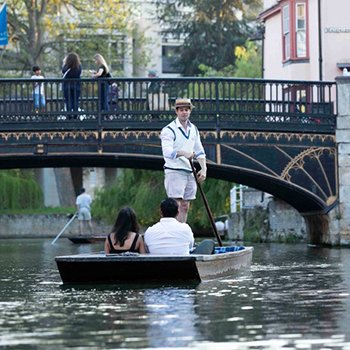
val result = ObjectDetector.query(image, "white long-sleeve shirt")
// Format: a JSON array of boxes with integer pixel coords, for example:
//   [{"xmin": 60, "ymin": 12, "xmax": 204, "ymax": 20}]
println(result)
[{"xmin": 160, "ymin": 118, "xmax": 206, "ymax": 172}]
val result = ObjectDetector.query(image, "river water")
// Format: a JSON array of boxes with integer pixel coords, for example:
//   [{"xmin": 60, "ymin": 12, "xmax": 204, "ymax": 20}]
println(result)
[{"xmin": 1, "ymin": 239, "xmax": 350, "ymax": 349}]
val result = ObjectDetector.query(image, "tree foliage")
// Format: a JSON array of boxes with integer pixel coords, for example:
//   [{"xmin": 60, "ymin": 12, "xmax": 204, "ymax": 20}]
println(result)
[
  {"xmin": 0, "ymin": 170, "xmax": 43, "ymax": 210},
  {"xmin": 233, "ymin": 40, "xmax": 262, "ymax": 77},
  {"xmin": 156, "ymin": 0, "xmax": 262, "ymax": 76},
  {"xmin": 198, "ymin": 39, "xmax": 262, "ymax": 78},
  {"xmin": 3, "ymin": 0, "xmax": 131, "ymax": 74},
  {"xmin": 92, "ymin": 169, "xmax": 166, "ymax": 228},
  {"xmin": 92, "ymin": 169, "xmax": 233, "ymax": 232}
]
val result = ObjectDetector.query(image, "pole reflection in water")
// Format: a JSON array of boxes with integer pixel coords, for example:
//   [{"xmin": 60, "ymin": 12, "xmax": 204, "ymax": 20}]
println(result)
[{"xmin": 1, "ymin": 239, "xmax": 350, "ymax": 349}]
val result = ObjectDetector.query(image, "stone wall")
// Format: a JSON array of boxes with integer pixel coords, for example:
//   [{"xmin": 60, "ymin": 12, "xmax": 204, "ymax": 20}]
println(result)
[
  {"xmin": 268, "ymin": 199, "xmax": 306, "ymax": 242},
  {"xmin": 0, "ymin": 214, "xmax": 110, "ymax": 238},
  {"xmin": 335, "ymin": 76, "xmax": 350, "ymax": 245},
  {"xmin": 227, "ymin": 197, "xmax": 307, "ymax": 243}
]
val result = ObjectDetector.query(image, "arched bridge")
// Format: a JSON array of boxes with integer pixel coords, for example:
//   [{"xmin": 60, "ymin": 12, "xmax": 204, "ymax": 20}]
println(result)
[{"xmin": 0, "ymin": 77, "xmax": 337, "ymax": 215}]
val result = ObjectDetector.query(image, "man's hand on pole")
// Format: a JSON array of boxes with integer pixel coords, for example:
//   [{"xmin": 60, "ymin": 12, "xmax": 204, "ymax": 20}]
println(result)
[
  {"xmin": 197, "ymin": 158, "xmax": 207, "ymax": 183},
  {"xmin": 177, "ymin": 150, "xmax": 194, "ymax": 159}
]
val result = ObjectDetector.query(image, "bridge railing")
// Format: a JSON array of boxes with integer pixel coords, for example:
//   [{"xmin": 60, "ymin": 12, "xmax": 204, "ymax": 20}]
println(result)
[{"xmin": 0, "ymin": 77, "xmax": 336, "ymax": 133}]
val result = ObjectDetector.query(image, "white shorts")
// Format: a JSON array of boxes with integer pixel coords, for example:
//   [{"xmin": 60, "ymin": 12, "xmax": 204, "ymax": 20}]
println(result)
[
  {"xmin": 164, "ymin": 170, "xmax": 197, "ymax": 201},
  {"xmin": 78, "ymin": 207, "xmax": 91, "ymax": 221}
]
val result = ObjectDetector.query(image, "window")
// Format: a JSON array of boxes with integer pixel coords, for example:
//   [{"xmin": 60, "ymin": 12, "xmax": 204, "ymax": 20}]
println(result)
[
  {"xmin": 281, "ymin": 0, "xmax": 308, "ymax": 62},
  {"xmin": 296, "ymin": 3, "xmax": 306, "ymax": 58},
  {"xmin": 282, "ymin": 5, "xmax": 290, "ymax": 60},
  {"xmin": 162, "ymin": 45, "xmax": 181, "ymax": 74}
]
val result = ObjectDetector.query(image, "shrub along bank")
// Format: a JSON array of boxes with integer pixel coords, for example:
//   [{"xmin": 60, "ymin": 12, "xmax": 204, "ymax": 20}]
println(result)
[
  {"xmin": 92, "ymin": 169, "xmax": 233, "ymax": 231},
  {"xmin": 0, "ymin": 170, "xmax": 43, "ymax": 210}
]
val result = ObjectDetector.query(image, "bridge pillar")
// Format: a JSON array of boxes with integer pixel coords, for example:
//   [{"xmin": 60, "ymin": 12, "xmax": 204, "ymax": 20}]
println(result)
[
  {"xmin": 304, "ymin": 214, "xmax": 332, "ymax": 245},
  {"xmin": 82, "ymin": 167, "xmax": 119, "ymax": 199},
  {"xmin": 330, "ymin": 76, "xmax": 350, "ymax": 245}
]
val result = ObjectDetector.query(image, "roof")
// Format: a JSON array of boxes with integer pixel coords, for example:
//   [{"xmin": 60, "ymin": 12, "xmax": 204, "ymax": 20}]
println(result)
[{"xmin": 259, "ymin": 1, "xmax": 281, "ymax": 21}]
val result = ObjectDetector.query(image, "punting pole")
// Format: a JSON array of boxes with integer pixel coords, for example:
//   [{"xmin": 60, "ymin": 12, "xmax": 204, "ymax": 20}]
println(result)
[
  {"xmin": 190, "ymin": 160, "xmax": 223, "ymax": 247},
  {"xmin": 51, "ymin": 213, "xmax": 77, "ymax": 245}
]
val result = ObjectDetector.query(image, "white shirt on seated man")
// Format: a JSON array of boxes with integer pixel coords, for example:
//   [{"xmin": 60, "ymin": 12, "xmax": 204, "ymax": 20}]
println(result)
[{"xmin": 144, "ymin": 198, "xmax": 194, "ymax": 255}]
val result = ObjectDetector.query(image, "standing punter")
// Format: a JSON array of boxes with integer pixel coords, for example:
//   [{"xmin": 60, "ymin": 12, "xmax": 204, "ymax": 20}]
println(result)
[
  {"xmin": 76, "ymin": 187, "xmax": 93, "ymax": 235},
  {"xmin": 160, "ymin": 98, "xmax": 207, "ymax": 222}
]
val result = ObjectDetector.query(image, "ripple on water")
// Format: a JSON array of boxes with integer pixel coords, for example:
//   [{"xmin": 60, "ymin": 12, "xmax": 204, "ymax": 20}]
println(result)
[{"xmin": 2, "ymin": 241, "xmax": 350, "ymax": 349}]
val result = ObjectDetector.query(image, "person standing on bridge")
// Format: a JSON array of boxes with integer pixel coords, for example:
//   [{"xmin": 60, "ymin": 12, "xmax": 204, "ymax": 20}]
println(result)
[
  {"xmin": 62, "ymin": 52, "xmax": 82, "ymax": 118},
  {"xmin": 91, "ymin": 53, "xmax": 111, "ymax": 112},
  {"xmin": 76, "ymin": 187, "xmax": 93, "ymax": 236},
  {"xmin": 31, "ymin": 66, "xmax": 46, "ymax": 113},
  {"xmin": 160, "ymin": 98, "xmax": 207, "ymax": 223}
]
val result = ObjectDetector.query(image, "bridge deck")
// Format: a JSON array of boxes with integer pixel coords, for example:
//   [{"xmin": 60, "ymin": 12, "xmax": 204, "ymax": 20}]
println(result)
[
  {"xmin": 0, "ymin": 77, "xmax": 336, "ymax": 133},
  {"xmin": 0, "ymin": 77, "xmax": 337, "ymax": 214}
]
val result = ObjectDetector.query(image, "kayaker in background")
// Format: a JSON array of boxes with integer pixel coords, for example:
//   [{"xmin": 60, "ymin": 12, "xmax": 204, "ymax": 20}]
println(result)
[
  {"xmin": 144, "ymin": 198, "xmax": 195, "ymax": 255},
  {"xmin": 104, "ymin": 207, "xmax": 146, "ymax": 254},
  {"xmin": 76, "ymin": 187, "xmax": 93, "ymax": 236},
  {"xmin": 160, "ymin": 98, "xmax": 207, "ymax": 223}
]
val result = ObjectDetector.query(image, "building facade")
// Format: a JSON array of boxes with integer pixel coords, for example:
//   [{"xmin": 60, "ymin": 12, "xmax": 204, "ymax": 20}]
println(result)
[
  {"xmin": 130, "ymin": 1, "xmax": 182, "ymax": 77},
  {"xmin": 260, "ymin": 0, "xmax": 350, "ymax": 245},
  {"xmin": 260, "ymin": 0, "xmax": 350, "ymax": 82}
]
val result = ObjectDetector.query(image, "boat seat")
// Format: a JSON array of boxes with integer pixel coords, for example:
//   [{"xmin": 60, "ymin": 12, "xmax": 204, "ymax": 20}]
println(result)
[{"xmin": 192, "ymin": 239, "xmax": 215, "ymax": 255}]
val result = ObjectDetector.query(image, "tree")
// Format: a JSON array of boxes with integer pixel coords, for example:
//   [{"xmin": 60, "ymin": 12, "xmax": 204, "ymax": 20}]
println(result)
[
  {"xmin": 0, "ymin": 170, "xmax": 43, "ymax": 210},
  {"xmin": 157, "ymin": 0, "xmax": 262, "ymax": 76},
  {"xmin": 198, "ymin": 39, "xmax": 262, "ymax": 78},
  {"xmin": 2, "ymin": 0, "xmax": 132, "ymax": 74},
  {"xmin": 92, "ymin": 169, "xmax": 233, "ymax": 232},
  {"xmin": 233, "ymin": 40, "xmax": 262, "ymax": 78}
]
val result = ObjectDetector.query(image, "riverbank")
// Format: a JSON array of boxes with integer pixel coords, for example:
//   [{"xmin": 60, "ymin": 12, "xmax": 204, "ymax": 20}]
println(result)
[
  {"xmin": 0, "ymin": 214, "xmax": 110, "ymax": 238},
  {"xmin": 0, "ymin": 214, "xmax": 215, "ymax": 239}
]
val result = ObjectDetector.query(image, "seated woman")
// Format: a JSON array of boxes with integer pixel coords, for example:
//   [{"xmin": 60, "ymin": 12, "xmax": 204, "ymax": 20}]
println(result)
[{"xmin": 104, "ymin": 207, "xmax": 146, "ymax": 254}]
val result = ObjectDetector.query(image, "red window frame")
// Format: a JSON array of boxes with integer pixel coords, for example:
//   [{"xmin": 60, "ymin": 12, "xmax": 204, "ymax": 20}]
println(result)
[{"xmin": 281, "ymin": 0, "xmax": 309, "ymax": 62}]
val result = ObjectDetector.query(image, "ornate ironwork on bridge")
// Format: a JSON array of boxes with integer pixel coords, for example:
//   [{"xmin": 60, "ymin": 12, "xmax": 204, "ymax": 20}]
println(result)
[{"xmin": 0, "ymin": 77, "xmax": 337, "ymax": 214}]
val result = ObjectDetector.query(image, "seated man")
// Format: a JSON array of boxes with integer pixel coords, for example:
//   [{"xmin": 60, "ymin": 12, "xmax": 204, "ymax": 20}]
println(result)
[{"xmin": 144, "ymin": 198, "xmax": 194, "ymax": 255}]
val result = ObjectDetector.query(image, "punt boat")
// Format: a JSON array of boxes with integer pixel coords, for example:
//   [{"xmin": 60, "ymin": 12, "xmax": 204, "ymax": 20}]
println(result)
[{"xmin": 55, "ymin": 246, "xmax": 253, "ymax": 284}]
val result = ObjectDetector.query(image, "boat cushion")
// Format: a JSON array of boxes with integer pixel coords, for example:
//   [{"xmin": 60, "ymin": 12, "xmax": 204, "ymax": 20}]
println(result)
[
  {"xmin": 215, "ymin": 246, "xmax": 245, "ymax": 254},
  {"xmin": 192, "ymin": 239, "xmax": 215, "ymax": 255}
]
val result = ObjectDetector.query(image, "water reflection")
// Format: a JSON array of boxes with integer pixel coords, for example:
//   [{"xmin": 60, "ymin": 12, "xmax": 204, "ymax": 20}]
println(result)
[
  {"xmin": 144, "ymin": 287, "xmax": 199, "ymax": 347},
  {"xmin": 192, "ymin": 244, "xmax": 349, "ymax": 348},
  {"xmin": 1, "ymin": 240, "xmax": 350, "ymax": 349}
]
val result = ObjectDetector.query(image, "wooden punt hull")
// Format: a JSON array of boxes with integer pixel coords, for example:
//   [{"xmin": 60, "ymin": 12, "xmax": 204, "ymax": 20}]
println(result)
[
  {"xmin": 68, "ymin": 235, "xmax": 106, "ymax": 244},
  {"xmin": 55, "ymin": 246, "xmax": 253, "ymax": 284}
]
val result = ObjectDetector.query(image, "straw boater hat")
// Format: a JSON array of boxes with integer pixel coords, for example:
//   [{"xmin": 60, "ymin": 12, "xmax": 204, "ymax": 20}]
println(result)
[{"xmin": 174, "ymin": 98, "xmax": 195, "ymax": 109}]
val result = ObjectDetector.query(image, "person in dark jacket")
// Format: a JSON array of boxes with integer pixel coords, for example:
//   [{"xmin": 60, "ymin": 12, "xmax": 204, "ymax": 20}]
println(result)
[{"xmin": 62, "ymin": 52, "xmax": 82, "ymax": 116}]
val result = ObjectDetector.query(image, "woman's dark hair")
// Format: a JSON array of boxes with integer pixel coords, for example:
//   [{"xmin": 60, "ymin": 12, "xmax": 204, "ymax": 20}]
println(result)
[
  {"xmin": 64, "ymin": 52, "xmax": 81, "ymax": 70},
  {"xmin": 111, "ymin": 207, "xmax": 140, "ymax": 247}
]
